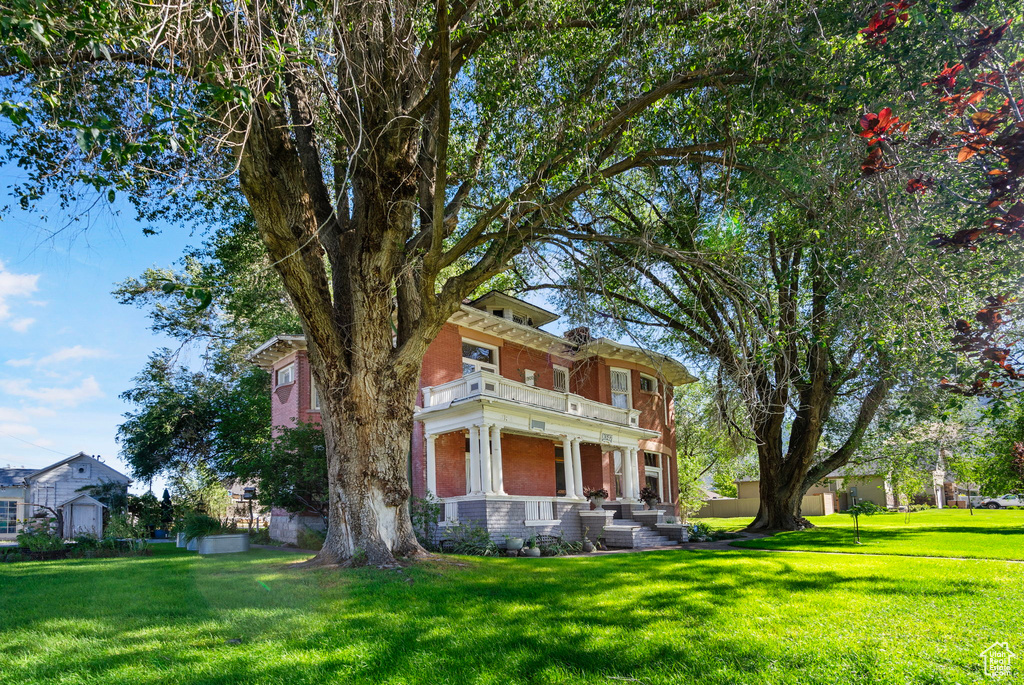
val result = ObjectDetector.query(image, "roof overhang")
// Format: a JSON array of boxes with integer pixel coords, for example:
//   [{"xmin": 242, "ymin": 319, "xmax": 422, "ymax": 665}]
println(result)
[
  {"xmin": 57, "ymin": 494, "xmax": 107, "ymax": 509},
  {"xmin": 247, "ymin": 335, "xmax": 307, "ymax": 371},
  {"xmin": 468, "ymin": 291, "xmax": 560, "ymax": 327}
]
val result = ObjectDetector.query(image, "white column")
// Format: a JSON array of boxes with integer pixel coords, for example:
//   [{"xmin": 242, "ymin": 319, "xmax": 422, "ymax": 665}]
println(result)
[
  {"xmin": 468, "ymin": 425, "xmax": 482, "ymax": 494},
  {"xmin": 630, "ymin": 447, "xmax": 642, "ymax": 500},
  {"xmin": 479, "ymin": 424, "xmax": 493, "ymax": 495},
  {"xmin": 571, "ymin": 438, "xmax": 584, "ymax": 499},
  {"xmin": 619, "ymin": 448, "xmax": 633, "ymax": 501},
  {"xmin": 490, "ymin": 426, "xmax": 505, "ymax": 494},
  {"xmin": 425, "ymin": 433, "xmax": 438, "ymax": 497},
  {"xmin": 561, "ymin": 435, "xmax": 577, "ymax": 498}
]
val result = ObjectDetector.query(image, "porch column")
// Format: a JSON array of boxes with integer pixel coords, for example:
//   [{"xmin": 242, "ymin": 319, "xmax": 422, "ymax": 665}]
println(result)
[
  {"xmin": 570, "ymin": 438, "xmax": 584, "ymax": 499},
  {"xmin": 490, "ymin": 426, "xmax": 506, "ymax": 494},
  {"xmin": 630, "ymin": 447, "xmax": 641, "ymax": 500},
  {"xmin": 620, "ymin": 448, "xmax": 634, "ymax": 501},
  {"xmin": 426, "ymin": 433, "xmax": 438, "ymax": 497},
  {"xmin": 561, "ymin": 435, "xmax": 577, "ymax": 498},
  {"xmin": 468, "ymin": 425, "xmax": 482, "ymax": 494},
  {"xmin": 479, "ymin": 424, "xmax": 494, "ymax": 495}
]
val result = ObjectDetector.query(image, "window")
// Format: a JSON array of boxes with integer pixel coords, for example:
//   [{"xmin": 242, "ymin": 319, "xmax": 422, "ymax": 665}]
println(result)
[
  {"xmin": 491, "ymin": 308, "xmax": 504, "ymax": 318},
  {"xmin": 462, "ymin": 340, "xmax": 499, "ymax": 375},
  {"xmin": 644, "ymin": 452, "xmax": 662, "ymax": 502},
  {"xmin": 524, "ymin": 370, "xmax": 536, "ymax": 386},
  {"xmin": 277, "ymin": 363, "xmax": 296, "ymax": 386},
  {"xmin": 552, "ymin": 365, "xmax": 569, "ymax": 393},
  {"xmin": 610, "ymin": 368, "xmax": 631, "ymax": 409},
  {"xmin": 311, "ymin": 384, "xmax": 321, "ymax": 411},
  {"xmin": 554, "ymin": 447, "xmax": 566, "ymax": 496},
  {"xmin": 0, "ymin": 500, "xmax": 17, "ymax": 535},
  {"xmin": 640, "ymin": 374, "xmax": 657, "ymax": 393}
]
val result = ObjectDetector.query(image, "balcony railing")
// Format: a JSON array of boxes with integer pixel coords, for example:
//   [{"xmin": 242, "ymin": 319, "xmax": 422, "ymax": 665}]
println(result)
[{"xmin": 421, "ymin": 371, "xmax": 641, "ymax": 428}]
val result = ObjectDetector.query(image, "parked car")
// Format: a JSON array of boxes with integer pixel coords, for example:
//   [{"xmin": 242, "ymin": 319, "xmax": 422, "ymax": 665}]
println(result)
[{"xmin": 980, "ymin": 494, "xmax": 1023, "ymax": 509}]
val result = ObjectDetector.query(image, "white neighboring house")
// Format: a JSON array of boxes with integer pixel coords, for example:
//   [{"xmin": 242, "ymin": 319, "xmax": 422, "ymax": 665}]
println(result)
[{"xmin": 0, "ymin": 452, "xmax": 132, "ymax": 540}]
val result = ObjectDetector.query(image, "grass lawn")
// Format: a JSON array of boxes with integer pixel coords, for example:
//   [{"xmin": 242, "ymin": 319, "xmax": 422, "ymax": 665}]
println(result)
[
  {"xmin": 1, "ymin": 543, "xmax": 1021, "ymax": 684},
  {"xmin": 731, "ymin": 508, "xmax": 1024, "ymax": 560}
]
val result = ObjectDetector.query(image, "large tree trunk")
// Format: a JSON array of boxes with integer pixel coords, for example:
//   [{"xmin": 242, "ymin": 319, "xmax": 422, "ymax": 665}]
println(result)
[
  {"xmin": 747, "ymin": 443, "xmax": 814, "ymax": 532},
  {"xmin": 236, "ymin": 101, "xmax": 438, "ymax": 566}
]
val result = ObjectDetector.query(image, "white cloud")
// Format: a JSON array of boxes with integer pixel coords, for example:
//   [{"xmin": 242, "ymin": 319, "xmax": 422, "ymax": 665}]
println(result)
[
  {"xmin": 0, "ymin": 261, "xmax": 40, "ymax": 321},
  {"xmin": 0, "ymin": 422, "xmax": 39, "ymax": 437},
  {"xmin": 6, "ymin": 346, "xmax": 112, "ymax": 368},
  {"xmin": 0, "ymin": 376, "xmax": 103, "ymax": 406},
  {"xmin": 9, "ymin": 317, "xmax": 35, "ymax": 333},
  {"xmin": 0, "ymin": 407, "xmax": 56, "ymax": 422}
]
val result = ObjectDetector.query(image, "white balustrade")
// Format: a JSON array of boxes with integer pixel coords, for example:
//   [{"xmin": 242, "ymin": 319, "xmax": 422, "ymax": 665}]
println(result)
[
  {"xmin": 524, "ymin": 499, "xmax": 554, "ymax": 522},
  {"xmin": 423, "ymin": 371, "xmax": 636, "ymax": 427}
]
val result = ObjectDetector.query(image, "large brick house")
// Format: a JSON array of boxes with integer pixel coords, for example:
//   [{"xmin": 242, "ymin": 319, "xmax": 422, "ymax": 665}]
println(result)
[{"xmin": 250, "ymin": 292, "xmax": 695, "ymax": 547}]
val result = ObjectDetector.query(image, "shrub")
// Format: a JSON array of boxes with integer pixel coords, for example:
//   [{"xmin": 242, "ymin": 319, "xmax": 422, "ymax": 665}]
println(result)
[
  {"xmin": 689, "ymin": 522, "xmax": 713, "ymax": 542},
  {"xmin": 106, "ymin": 513, "xmax": 145, "ymax": 539},
  {"xmin": 182, "ymin": 513, "xmax": 225, "ymax": 542},
  {"xmin": 410, "ymin": 494, "xmax": 441, "ymax": 550},
  {"xmin": 17, "ymin": 520, "xmax": 65, "ymax": 552},
  {"xmin": 72, "ymin": 533, "xmax": 100, "ymax": 550},
  {"xmin": 249, "ymin": 527, "xmax": 271, "ymax": 545},
  {"xmin": 296, "ymin": 526, "xmax": 326, "ymax": 551},
  {"xmin": 439, "ymin": 523, "xmax": 499, "ymax": 556}
]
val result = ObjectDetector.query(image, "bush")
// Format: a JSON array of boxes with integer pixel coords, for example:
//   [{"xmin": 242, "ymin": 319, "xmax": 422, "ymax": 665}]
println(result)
[
  {"xmin": 410, "ymin": 494, "xmax": 442, "ymax": 550},
  {"xmin": 439, "ymin": 523, "xmax": 499, "ymax": 556},
  {"xmin": 17, "ymin": 520, "xmax": 65, "ymax": 552},
  {"xmin": 182, "ymin": 513, "xmax": 225, "ymax": 542},
  {"xmin": 106, "ymin": 513, "xmax": 146, "ymax": 539},
  {"xmin": 249, "ymin": 527, "xmax": 271, "ymax": 545},
  {"xmin": 689, "ymin": 522, "xmax": 713, "ymax": 542},
  {"xmin": 296, "ymin": 526, "xmax": 326, "ymax": 551}
]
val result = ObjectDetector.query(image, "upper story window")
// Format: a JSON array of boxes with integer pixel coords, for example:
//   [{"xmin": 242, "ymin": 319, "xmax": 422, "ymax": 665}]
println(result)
[
  {"xmin": 277, "ymin": 363, "xmax": 296, "ymax": 386},
  {"xmin": 311, "ymin": 384, "xmax": 321, "ymax": 411},
  {"xmin": 639, "ymin": 373, "xmax": 658, "ymax": 393},
  {"xmin": 610, "ymin": 368, "xmax": 631, "ymax": 409},
  {"xmin": 552, "ymin": 365, "xmax": 568, "ymax": 393},
  {"xmin": 524, "ymin": 370, "xmax": 536, "ymax": 386},
  {"xmin": 462, "ymin": 340, "xmax": 499, "ymax": 375}
]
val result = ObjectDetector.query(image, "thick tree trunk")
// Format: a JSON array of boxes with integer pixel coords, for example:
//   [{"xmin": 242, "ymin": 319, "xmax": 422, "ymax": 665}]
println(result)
[{"xmin": 746, "ymin": 442, "xmax": 813, "ymax": 532}]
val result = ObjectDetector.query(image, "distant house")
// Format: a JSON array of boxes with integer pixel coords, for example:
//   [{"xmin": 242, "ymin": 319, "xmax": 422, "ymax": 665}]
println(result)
[{"xmin": 0, "ymin": 452, "xmax": 131, "ymax": 540}]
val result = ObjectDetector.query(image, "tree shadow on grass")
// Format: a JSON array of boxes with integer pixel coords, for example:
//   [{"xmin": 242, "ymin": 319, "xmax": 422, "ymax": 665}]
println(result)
[{"xmin": 0, "ymin": 548, "xmax": 1001, "ymax": 684}]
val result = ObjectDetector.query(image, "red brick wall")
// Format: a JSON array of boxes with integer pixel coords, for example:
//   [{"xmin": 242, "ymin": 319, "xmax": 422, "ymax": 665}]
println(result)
[
  {"xmin": 420, "ymin": 323, "xmax": 464, "ymax": 397},
  {"xmin": 501, "ymin": 433, "xmax": 556, "ymax": 496},
  {"xmin": 579, "ymin": 443, "xmax": 604, "ymax": 492},
  {"xmin": 435, "ymin": 431, "xmax": 467, "ymax": 498}
]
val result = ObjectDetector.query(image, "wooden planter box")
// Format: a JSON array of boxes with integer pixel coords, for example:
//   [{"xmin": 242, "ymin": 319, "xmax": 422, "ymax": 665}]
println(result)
[{"xmin": 196, "ymin": 533, "xmax": 250, "ymax": 555}]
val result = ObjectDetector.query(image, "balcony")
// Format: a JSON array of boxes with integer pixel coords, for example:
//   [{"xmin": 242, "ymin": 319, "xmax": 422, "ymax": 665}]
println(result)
[{"xmin": 421, "ymin": 370, "xmax": 641, "ymax": 428}]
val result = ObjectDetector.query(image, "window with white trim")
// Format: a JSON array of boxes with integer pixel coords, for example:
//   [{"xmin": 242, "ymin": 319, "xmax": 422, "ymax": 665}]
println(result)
[
  {"xmin": 0, "ymin": 500, "xmax": 17, "ymax": 535},
  {"xmin": 311, "ymin": 384, "xmax": 321, "ymax": 411},
  {"xmin": 639, "ymin": 373, "xmax": 657, "ymax": 393},
  {"xmin": 610, "ymin": 368, "xmax": 631, "ymax": 409},
  {"xmin": 552, "ymin": 365, "xmax": 569, "ymax": 393},
  {"xmin": 277, "ymin": 363, "xmax": 296, "ymax": 386},
  {"xmin": 462, "ymin": 340, "xmax": 499, "ymax": 375},
  {"xmin": 644, "ymin": 452, "xmax": 662, "ymax": 502}
]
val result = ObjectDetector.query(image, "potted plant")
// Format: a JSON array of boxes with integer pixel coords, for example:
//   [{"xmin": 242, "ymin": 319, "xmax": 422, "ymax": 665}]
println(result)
[
  {"xmin": 639, "ymin": 485, "xmax": 659, "ymax": 509},
  {"xmin": 523, "ymin": 534, "xmax": 541, "ymax": 557},
  {"xmin": 504, "ymin": 534, "xmax": 524, "ymax": 551},
  {"xmin": 583, "ymin": 487, "xmax": 609, "ymax": 510},
  {"xmin": 183, "ymin": 514, "xmax": 250, "ymax": 555}
]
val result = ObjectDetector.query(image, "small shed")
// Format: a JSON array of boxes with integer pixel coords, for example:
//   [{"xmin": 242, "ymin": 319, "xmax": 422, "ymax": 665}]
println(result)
[{"xmin": 58, "ymin": 494, "xmax": 107, "ymax": 538}]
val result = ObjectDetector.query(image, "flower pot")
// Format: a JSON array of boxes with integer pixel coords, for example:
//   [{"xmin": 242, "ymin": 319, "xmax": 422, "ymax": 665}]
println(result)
[
  {"xmin": 505, "ymin": 537, "xmax": 524, "ymax": 551},
  {"xmin": 644, "ymin": 500, "xmax": 658, "ymax": 510},
  {"xmin": 186, "ymin": 538, "xmax": 198, "ymax": 551},
  {"xmin": 176, "ymin": 532, "xmax": 186, "ymax": 548},
  {"xmin": 523, "ymin": 547, "xmax": 541, "ymax": 557},
  {"xmin": 590, "ymin": 497, "xmax": 606, "ymax": 510},
  {"xmin": 582, "ymin": 540, "xmax": 594, "ymax": 553}
]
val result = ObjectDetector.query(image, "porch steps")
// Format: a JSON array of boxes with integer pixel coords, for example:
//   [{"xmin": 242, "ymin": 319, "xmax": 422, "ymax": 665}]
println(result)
[{"xmin": 601, "ymin": 519, "xmax": 676, "ymax": 549}]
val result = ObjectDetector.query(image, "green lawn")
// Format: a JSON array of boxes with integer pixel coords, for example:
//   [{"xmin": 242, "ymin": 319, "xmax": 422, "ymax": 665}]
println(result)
[
  {"xmin": 1, "ymin": 542, "xmax": 1021, "ymax": 684},
  {"xmin": 731, "ymin": 508, "xmax": 1024, "ymax": 560}
]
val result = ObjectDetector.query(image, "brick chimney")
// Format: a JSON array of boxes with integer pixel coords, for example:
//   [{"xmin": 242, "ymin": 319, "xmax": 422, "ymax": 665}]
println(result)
[{"xmin": 564, "ymin": 326, "xmax": 592, "ymax": 345}]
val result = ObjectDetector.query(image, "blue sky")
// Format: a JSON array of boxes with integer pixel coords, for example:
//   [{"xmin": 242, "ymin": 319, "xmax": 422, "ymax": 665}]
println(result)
[{"xmin": 0, "ymin": 185, "xmax": 194, "ymax": 491}]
